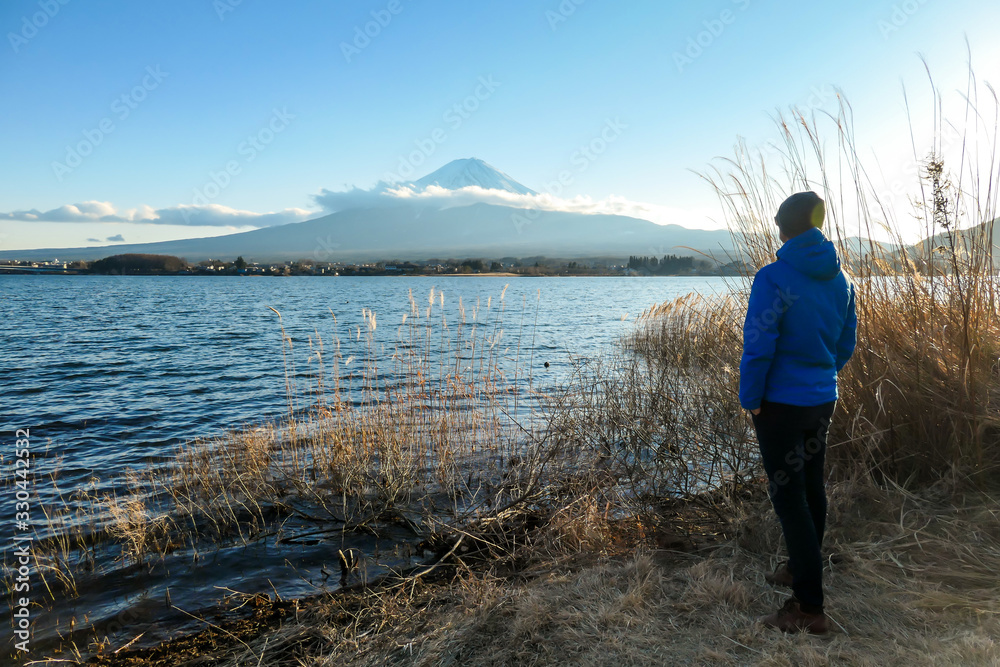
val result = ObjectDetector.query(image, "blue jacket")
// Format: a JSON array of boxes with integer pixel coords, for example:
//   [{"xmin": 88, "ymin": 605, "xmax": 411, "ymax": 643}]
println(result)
[{"xmin": 739, "ymin": 227, "xmax": 857, "ymax": 410}]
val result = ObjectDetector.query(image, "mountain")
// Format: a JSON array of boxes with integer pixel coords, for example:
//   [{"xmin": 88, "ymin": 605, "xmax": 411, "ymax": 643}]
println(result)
[
  {"xmin": 838, "ymin": 236, "xmax": 900, "ymax": 259},
  {"xmin": 411, "ymin": 158, "xmax": 537, "ymax": 195},
  {"xmin": 0, "ymin": 203, "xmax": 734, "ymax": 263},
  {"xmin": 912, "ymin": 219, "xmax": 1000, "ymax": 268},
  {"xmin": 832, "ymin": 220, "xmax": 999, "ymax": 271},
  {"xmin": 1, "ymin": 159, "xmax": 735, "ymax": 263}
]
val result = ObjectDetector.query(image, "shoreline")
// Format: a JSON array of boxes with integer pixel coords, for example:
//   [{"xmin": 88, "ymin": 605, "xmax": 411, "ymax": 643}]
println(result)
[
  {"xmin": 0, "ymin": 271, "xmax": 725, "ymax": 278},
  {"xmin": 79, "ymin": 481, "xmax": 1000, "ymax": 666}
]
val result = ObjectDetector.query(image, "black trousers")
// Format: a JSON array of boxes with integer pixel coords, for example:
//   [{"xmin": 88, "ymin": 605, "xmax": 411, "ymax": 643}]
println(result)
[{"xmin": 751, "ymin": 399, "xmax": 836, "ymax": 612}]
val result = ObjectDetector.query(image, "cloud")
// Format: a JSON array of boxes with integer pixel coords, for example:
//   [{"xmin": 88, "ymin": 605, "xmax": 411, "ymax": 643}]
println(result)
[
  {"xmin": 87, "ymin": 237, "xmax": 101, "ymax": 243},
  {"xmin": 106, "ymin": 234, "xmax": 125, "ymax": 242},
  {"xmin": 312, "ymin": 183, "xmax": 404, "ymax": 212},
  {"xmin": 1, "ymin": 184, "xmax": 721, "ymax": 237},
  {"xmin": 0, "ymin": 201, "xmax": 316, "ymax": 227},
  {"xmin": 154, "ymin": 204, "xmax": 315, "ymax": 227},
  {"xmin": 313, "ymin": 183, "xmax": 719, "ymax": 228}
]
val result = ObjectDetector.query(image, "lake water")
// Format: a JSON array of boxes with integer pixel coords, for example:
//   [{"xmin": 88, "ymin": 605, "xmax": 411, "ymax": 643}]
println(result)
[{"xmin": 0, "ymin": 275, "xmax": 732, "ymax": 655}]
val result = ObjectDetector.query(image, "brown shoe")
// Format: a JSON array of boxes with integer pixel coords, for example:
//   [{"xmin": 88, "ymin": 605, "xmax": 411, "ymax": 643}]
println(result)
[
  {"xmin": 759, "ymin": 597, "xmax": 828, "ymax": 634},
  {"xmin": 765, "ymin": 561, "xmax": 793, "ymax": 588}
]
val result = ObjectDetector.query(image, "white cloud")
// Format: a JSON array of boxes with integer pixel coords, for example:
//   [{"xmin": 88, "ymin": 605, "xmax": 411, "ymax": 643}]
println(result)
[
  {"xmin": 0, "ymin": 201, "xmax": 316, "ymax": 227},
  {"xmin": 153, "ymin": 204, "xmax": 315, "ymax": 227},
  {"xmin": 311, "ymin": 183, "xmax": 404, "ymax": 212},
  {"xmin": 314, "ymin": 182, "xmax": 721, "ymax": 229},
  {"xmin": 1, "ymin": 185, "xmax": 723, "ymax": 239}
]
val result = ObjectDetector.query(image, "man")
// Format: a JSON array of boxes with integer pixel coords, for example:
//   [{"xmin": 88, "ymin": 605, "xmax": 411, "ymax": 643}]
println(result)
[{"xmin": 739, "ymin": 191, "xmax": 857, "ymax": 634}]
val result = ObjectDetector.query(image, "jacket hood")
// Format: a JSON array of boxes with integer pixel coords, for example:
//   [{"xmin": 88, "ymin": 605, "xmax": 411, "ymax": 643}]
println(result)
[{"xmin": 776, "ymin": 227, "xmax": 841, "ymax": 280}]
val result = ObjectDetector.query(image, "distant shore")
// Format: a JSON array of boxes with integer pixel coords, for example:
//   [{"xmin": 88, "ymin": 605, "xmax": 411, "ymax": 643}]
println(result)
[
  {"xmin": 438, "ymin": 271, "xmax": 519, "ymax": 277},
  {"xmin": 0, "ymin": 252, "xmax": 738, "ymax": 278},
  {"xmin": 0, "ymin": 270, "xmax": 721, "ymax": 278}
]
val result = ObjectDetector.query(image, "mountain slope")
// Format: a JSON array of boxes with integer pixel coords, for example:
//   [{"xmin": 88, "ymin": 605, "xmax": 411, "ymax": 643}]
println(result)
[
  {"xmin": 2, "ymin": 159, "xmax": 742, "ymax": 263},
  {"xmin": 0, "ymin": 203, "xmax": 734, "ymax": 263},
  {"xmin": 912, "ymin": 219, "xmax": 1000, "ymax": 268}
]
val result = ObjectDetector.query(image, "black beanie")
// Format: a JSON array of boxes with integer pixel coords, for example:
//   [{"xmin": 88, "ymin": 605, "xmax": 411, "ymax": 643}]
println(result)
[{"xmin": 775, "ymin": 191, "xmax": 825, "ymax": 238}]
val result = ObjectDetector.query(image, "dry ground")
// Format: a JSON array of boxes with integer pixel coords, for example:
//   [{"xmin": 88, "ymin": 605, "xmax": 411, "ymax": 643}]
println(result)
[{"xmin": 84, "ymin": 478, "xmax": 1000, "ymax": 667}]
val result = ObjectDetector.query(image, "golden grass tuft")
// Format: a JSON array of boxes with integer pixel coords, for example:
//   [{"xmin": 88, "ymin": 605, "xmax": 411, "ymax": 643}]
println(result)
[
  {"xmin": 275, "ymin": 482, "xmax": 998, "ymax": 667},
  {"xmin": 142, "ymin": 480, "xmax": 995, "ymax": 667}
]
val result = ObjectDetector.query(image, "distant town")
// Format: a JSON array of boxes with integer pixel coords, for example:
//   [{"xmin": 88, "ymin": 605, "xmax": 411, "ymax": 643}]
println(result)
[{"xmin": 0, "ymin": 253, "xmax": 742, "ymax": 277}]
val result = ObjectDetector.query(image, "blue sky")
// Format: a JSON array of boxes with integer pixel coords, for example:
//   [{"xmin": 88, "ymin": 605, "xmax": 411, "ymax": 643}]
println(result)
[{"xmin": 1, "ymin": 0, "xmax": 998, "ymax": 250}]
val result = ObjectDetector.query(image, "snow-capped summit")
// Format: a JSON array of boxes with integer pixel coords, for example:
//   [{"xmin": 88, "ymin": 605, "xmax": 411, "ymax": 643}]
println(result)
[{"xmin": 413, "ymin": 158, "xmax": 537, "ymax": 196}]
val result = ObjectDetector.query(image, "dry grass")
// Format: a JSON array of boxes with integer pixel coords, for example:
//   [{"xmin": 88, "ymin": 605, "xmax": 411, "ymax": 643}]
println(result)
[
  {"xmin": 633, "ymin": 67, "xmax": 1000, "ymax": 485},
  {"xmin": 232, "ymin": 67, "xmax": 1000, "ymax": 667},
  {"xmin": 134, "ymin": 480, "xmax": 998, "ymax": 667},
  {"xmin": 16, "ymin": 62, "xmax": 1000, "ymax": 667},
  {"xmin": 154, "ymin": 286, "xmax": 539, "ymax": 545},
  {"xmin": 778, "ymin": 98, "xmax": 994, "ymax": 478},
  {"xmin": 30, "ymin": 285, "xmax": 544, "ymax": 554},
  {"xmin": 14, "ymin": 285, "xmax": 570, "ymax": 661}
]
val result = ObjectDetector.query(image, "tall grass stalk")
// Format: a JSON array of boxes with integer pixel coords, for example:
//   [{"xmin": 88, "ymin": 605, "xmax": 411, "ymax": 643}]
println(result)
[
  {"xmin": 639, "ymin": 67, "xmax": 1000, "ymax": 484},
  {"xmin": 24, "ymin": 286, "xmax": 563, "ymax": 611}
]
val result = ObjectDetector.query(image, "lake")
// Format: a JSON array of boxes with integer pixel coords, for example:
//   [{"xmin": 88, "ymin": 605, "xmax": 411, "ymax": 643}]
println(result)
[{"xmin": 0, "ymin": 274, "xmax": 733, "ymax": 654}]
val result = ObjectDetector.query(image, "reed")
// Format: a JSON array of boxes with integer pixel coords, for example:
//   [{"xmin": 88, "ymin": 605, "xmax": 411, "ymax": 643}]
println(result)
[
  {"xmin": 21, "ymin": 286, "xmax": 558, "ymax": 613},
  {"xmin": 164, "ymin": 286, "xmax": 549, "ymax": 545},
  {"xmin": 95, "ymin": 478, "xmax": 1000, "ymax": 666},
  {"xmin": 633, "ymin": 67, "xmax": 1000, "ymax": 486}
]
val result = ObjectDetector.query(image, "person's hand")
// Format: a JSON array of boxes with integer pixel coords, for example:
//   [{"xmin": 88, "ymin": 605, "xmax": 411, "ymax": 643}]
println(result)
[{"xmin": 750, "ymin": 408, "xmax": 761, "ymax": 416}]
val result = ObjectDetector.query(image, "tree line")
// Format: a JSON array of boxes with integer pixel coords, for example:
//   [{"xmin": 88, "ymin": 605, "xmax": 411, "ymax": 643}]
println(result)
[{"xmin": 627, "ymin": 254, "xmax": 695, "ymax": 274}]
